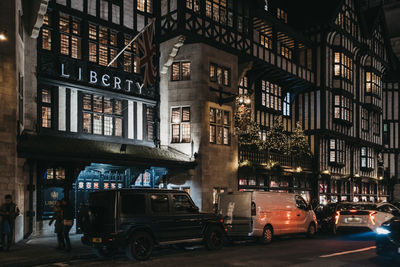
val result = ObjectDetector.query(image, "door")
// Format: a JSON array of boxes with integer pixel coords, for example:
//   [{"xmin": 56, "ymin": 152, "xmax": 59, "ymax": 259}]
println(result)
[
  {"xmin": 171, "ymin": 193, "xmax": 203, "ymax": 240},
  {"xmin": 149, "ymin": 193, "xmax": 176, "ymax": 241},
  {"xmin": 294, "ymin": 195, "xmax": 309, "ymax": 233}
]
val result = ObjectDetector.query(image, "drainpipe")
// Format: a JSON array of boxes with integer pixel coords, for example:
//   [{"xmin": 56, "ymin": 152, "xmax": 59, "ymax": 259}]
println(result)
[{"xmin": 24, "ymin": 160, "xmax": 35, "ymax": 239}]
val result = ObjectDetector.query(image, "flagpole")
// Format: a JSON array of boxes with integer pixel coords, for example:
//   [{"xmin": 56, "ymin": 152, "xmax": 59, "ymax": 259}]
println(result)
[{"xmin": 107, "ymin": 17, "xmax": 156, "ymax": 68}]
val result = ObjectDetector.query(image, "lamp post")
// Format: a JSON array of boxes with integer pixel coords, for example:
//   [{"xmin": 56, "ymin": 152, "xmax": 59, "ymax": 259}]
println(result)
[{"xmin": 0, "ymin": 29, "xmax": 7, "ymax": 41}]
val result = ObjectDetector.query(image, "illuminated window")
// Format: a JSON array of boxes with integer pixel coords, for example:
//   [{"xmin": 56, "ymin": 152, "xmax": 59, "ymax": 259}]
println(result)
[
  {"xmin": 366, "ymin": 72, "xmax": 381, "ymax": 97},
  {"xmin": 261, "ymin": 80, "xmax": 282, "ymax": 111},
  {"xmin": 123, "ymin": 35, "xmax": 139, "ymax": 73},
  {"xmin": 82, "ymin": 94, "xmax": 123, "ymax": 136},
  {"xmin": 283, "ymin": 92, "xmax": 290, "ymax": 117},
  {"xmin": 171, "ymin": 62, "xmax": 191, "ymax": 81},
  {"xmin": 329, "ymin": 139, "xmax": 345, "ymax": 165},
  {"xmin": 334, "ymin": 95, "xmax": 352, "ymax": 122},
  {"xmin": 186, "ymin": 0, "xmax": 200, "ymax": 12},
  {"xmin": 277, "ymin": 8, "xmax": 287, "ymax": 23},
  {"xmin": 137, "ymin": 0, "xmax": 152, "ymax": 13},
  {"xmin": 210, "ymin": 107, "xmax": 230, "ymax": 145},
  {"xmin": 42, "ymin": 13, "xmax": 52, "ymax": 50},
  {"xmin": 205, "ymin": 0, "xmax": 227, "ymax": 24},
  {"xmin": 334, "ymin": 52, "xmax": 353, "ymax": 81},
  {"xmin": 59, "ymin": 13, "xmax": 81, "ymax": 59},
  {"xmin": 260, "ymin": 34, "xmax": 272, "ymax": 49},
  {"xmin": 171, "ymin": 107, "xmax": 191, "ymax": 143},
  {"xmin": 88, "ymin": 24, "xmax": 117, "ymax": 67},
  {"xmin": 209, "ymin": 63, "xmax": 230, "ymax": 86},
  {"xmin": 361, "ymin": 147, "xmax": 374, "ymax": 169},
  {"xmin": 238, "ymin": 77, "xmax": 248, "ymax": 95},
  {"xmin": 278, "ymin": 42, "xmax": 293, "ymax": 60},
  {"xmin": 41, "ymin": 88, "xmax": 52, "ymax": 128}
]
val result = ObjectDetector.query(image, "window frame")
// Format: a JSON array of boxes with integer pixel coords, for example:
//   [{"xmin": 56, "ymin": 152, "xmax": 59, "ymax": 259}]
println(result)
[
  {"xmin": 88, "ymin": 23, "xmax": 118, "ymax": 67},
  {"xmin": 261, "ymin": 80, "xmax": 282, "ymax": 112},
  {"xmin": 361, "ymin": 147, "xmax": 374, "ymax": 170},
  {"xmin": 59, "ymin": 12, "xmax": 82, "ymax": 59},
  {"xmin": 366, "ymin": 71, "xmax": 382, "ymax": 98},
  {"xmin": 171, "ymin": 61, "xmax": 191, "ymax": 81},
  {"xmin": 334, "ymin": 52, "xmax": 353, "ymax": 82},
  {"xmin": 329, "ymin": 139, "xmax": 345, "ymax": 166},
  {"xmin": 171, "ymin": 106, "xmax": 191, "ymax": 143},
  {"xmin": 209, "ymin": 63, "xmax": 230, "ymax": 87},
  {"xmin": 333, "ymin": 94, "xmax": 352, "ymax": 123},
  {"xmin": 209, "ymin": 107, "xmax": 230, "ymax": 146},
  {"xmin": 41, "ymin": 87, "xmax": 53, "ymax": 129}
]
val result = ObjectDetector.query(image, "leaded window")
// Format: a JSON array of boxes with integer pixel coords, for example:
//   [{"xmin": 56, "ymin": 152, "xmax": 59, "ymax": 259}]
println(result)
[
  {"xmin": 334, "ymin": 95, "xmax": 352, "ymax": 122},
  {"xmin": 209, "ymin": 63, "xmax": 230, "ymax": 86},
  {"xmin": 277, "ymin": 8, "xmax": 287, "ymax": 23},
  {"xmin": 88, "ymin": 23, "xmax": 118, "ymax": 67},
  {"xmin": 361, "ymin": 147, "xmax": 374, "ymax": 169},
  {"xmin": 334, "ymin": 52, "xmax": 353, "ymax": 81},
  {"xmin": 238, "ymin": 77, "xmax": 248, "ymax": 95},
  {"xmin": 171, "ymin": 62, "xmax": 191, "ymax": 81},
  {"xmin": 206, "ymin": 0, "xmax": 227, "ymax": 24},
  {"xmin": 186, "ymin": 0, "xmax": 200, "ymax": 12},
  {"xmin": 283, "ymin": 92, "xmax": 290, "ymax": 117},
  {"xmin": 260, "ymin": 34, "xmax": 272, "ymax": 49},
  {"xmin": 137, "ymin": 0, "xmax": 152, "ymax": 14},
  {"xmin": 171, "ymin": 107, "xmax": 191, "ymax": 143},
  {"xmin": 41, "ymin": 88, "xmax": 52, "ymax": 128},
  {"xmin": 42, "ymin": 13, "xmax": 52, "ymax": 51},
  {"xmin": 59, "ymin": 13, "xmax": 81, "ymax": 59},
  {"xmin": 366, "ymin": 72, "xmax": 381, "ymax": 97},
  {"xmin": 123, "ymin": 35, "xmax": 139, "ymax": 73},
  {"xmin": 278, "ymin": 42, "xmax": 293, "ymax": 60},
  {"xmin": 361, "ymin": 108, "xmax": 369, "ymax": 131},
  {"xmin": 373, "ymin": 112, "xmax": 380, "ymax": 136},
  {"xmin": 210, "ymin": 108, "xmax": 230, "ymax": 145},
  {"xmin": 146, "ymin": 106, "xmax": 155, "ymax": 141},
  {"xmin": 261, "ymin": 80, "xmax": 282, "ymax": 111},
  {"xmin": 82, "ymin": 93, "xmax": 123, "ymax": 136},
  {"xmin": 329, "ymin": 139, "xmax": 345, "ymax": 165}
]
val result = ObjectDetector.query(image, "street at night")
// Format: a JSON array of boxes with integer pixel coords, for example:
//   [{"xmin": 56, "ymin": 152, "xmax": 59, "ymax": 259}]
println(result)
[{"xmin": 28, "ymin": 233, "xmax": 392, "ymax": 267}]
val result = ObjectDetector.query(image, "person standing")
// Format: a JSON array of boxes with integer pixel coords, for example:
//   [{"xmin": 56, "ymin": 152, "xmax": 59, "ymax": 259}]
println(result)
[
  {"xmin": 49, "ymin": 200, "xmax": 64, "ymax": 250},
  {"xmin": 61, "ymin": 199, "xmax": 74, "ymax": 252},
  {"xmin": 0, "ymin": 195, "xmax": 20, "ymax": 251}
]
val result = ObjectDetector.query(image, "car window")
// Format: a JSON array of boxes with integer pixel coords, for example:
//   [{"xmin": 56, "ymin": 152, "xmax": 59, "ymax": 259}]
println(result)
[
  {"xmin": 121, "ymin": 194, "xmax": 145, "ymax": 215},
  {"xmin": 338, "ymin": 204, "xmax": 377, "ymax": 211},
  {"xmin": 378, "ymin": 205, "xmax": 392, "ymax": 213},
  {"xmin": 150, "ymin": 194, "xmax": 169, "ymax": 213},
  {"xmin": 173, "ymin": 194, "xmax": 194, "ymax": 213},
  {"xmin": 295, "ymin": 195, "xmax": 307, "ymax": 210}
]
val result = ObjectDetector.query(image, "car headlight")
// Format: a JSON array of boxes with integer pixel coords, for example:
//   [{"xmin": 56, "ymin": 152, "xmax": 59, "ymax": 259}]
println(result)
[{"xmin": 375, "ymin": 227, "xmax": 391, "ymax": 235}]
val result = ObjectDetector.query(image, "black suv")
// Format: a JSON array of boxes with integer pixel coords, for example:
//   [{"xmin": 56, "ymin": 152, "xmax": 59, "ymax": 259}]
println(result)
[{"xmin": 80, "ymin": 189, "xmax": 225, "ymax": 260}]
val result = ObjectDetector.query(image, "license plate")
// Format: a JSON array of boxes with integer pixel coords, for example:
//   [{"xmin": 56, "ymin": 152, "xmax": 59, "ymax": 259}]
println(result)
[
  {"xmin": 92, "ymin": 237, "xmax": 102, "ymax": 243},
  {"xmin": 345, "ymin": 217, "xmax": 361, "ymax": 223}
]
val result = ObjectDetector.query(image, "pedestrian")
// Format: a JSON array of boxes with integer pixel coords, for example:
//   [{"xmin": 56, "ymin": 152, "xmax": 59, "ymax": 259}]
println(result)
[
  {"xmin": 61, "ymin": 199, "xmax": 74, "ymax": 252},
  {"xmin": 0, "ymin": 195, "xmax": 20, "ymax": 251},
  {"xmin": 49, "ymin": 200, "xmax": 64, "ymax": 250}
]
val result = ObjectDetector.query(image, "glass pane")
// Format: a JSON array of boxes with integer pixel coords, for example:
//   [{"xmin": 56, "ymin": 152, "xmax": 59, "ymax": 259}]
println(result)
[
  {"xmin": 216, "ymin": 109, "xmax": 222, "ymax": 124},
  {"xmin": 182, "ymin": 62, "xmax": 191, "ymax": 80},
  {"xmin": 172, "ymin": 63, "xmax": 180, "ymax": 81},
  {"xmin": 42, "ymin": 106, "xmax": 51, "ymax": 128},
  {"xmin": 104, "ymin": 98, "xmax": 112, "ymax": 114},
  {"xmin": 46, "ymin": 168, "xmax": 54, "ymax": 179},
  {"xmin": 60, "ymin": 34, "xmax": 69, "ymax": 55},
  {"xmin": 83, "ymin": 94, "xmax": 92, "ymax": 110},
  {"xmin": 223, "ymin": 111, "xmax": 230, "ymax": 125},
  {"xmin": 115, "ymin": 117, "xmax": 122, "ymax": 136},
  {"xmin": 83, "ymin": 112, "xmax": 92, "ymax": 133},
  {"xmin": 93, "ymin": 95, "xmax": 103, "ymax": 112},
  {"xmin": 104, "ymin": 116, "xmax": 113, "ymax": 136},
  {"xmin": 42, "ymin": 89, "xmax": 51, "ymax": 103},
  {"xmin": 182, "ymin": 107, "xmax": 190, "ymax": 122},
  {"xmin": 223, "ymin": 127, "xmax": 229, "ymax": 145},
  {"xmin": 172, "ymin": 107, "xmax": 180, "ymax": 123},
  {"xmin": 56, "ymin": 168, "xmax": 65, "ymax": 179},
  {"xmin": 59, "ymin": 13, "xmax": 69, "ymax": 33},
  {"xmin": 151, "ymin": 194, "xmax": 169, "ymax": 213},
  {"xmin": 172, "ymin": 124, "xmax": 180, "ymax": 142},
  {"xmin": 93, "ymin": 113, "xmax": 103, "ymax": 134},
  {"xmin": 114, "ymin": 100, "xmax": 122, "ymax": 115},
  {"xmin": 89, "ymin": 24, "xmax": 97, "ymax": 40},
  {"xmin": 72, "ymin": 18, "xmax": 80, "ymax": 35},
  {"xmin": 209, "ymin": 125, "xmax": 216, "ymax": 143},
  {"xmin": 182, "ymin": 124, "xmax": 190, "ymax": 143},
  {"xmin": 89, "ymin": 42, "xmax": 97, "ymax": 62},
  {"xmin": 216, "ymin": 126, "xmax": 223, "ymax": 144},
  {"xmin": 210, "ymin": 108, "xmax": 216, "ymax": 123}
]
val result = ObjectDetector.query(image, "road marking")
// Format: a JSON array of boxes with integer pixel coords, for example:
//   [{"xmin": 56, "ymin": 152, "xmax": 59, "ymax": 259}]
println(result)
[{"xmin": 319, "ymin": 246, "xmax": 376, "ymax": 258}]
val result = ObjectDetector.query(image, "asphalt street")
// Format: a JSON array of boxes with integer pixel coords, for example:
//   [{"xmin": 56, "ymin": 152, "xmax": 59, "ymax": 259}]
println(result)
[{"xmin": 33, "ymin": 231, "xmax": 399, "ymax": 267}]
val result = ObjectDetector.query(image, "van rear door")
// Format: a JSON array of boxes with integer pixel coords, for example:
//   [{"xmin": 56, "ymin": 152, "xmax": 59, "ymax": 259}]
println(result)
[{"xmin": 218, "ymin": 192, "xmax": 252, "ymax": 236}]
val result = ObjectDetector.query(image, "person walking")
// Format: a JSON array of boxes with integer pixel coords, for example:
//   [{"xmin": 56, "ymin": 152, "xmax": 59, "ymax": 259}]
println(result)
[
  {"xmin": 0, "ymin": 195, "xmax": 20, "ymax": 251},
  {"xmin": 61, "ymin": 199, "xmax": 74, "ymax": 252},
  {"xmin": 49, "ymin": 200, "xmax": 64, "ymax": 250}
]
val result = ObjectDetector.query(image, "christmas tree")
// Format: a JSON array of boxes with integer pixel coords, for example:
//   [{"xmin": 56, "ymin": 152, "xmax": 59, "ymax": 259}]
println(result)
[
  {"xmin": 234, "ymin": 95, "xmax": 261, "ymax": 149},
  {"xmin": 262, "ymin": 116, "xmax": 289, "ymax": 154},
  {"xmin": 289, "ymin": 121, "xmax": 312, "ymax": 158}
]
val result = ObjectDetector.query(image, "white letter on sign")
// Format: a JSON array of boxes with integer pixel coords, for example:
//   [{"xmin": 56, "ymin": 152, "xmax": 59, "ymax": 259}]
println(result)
[
  {"xmin": 102, "ymin": 74, "xmax": 110, "ymax": 86},
  {"xmin": 114, "ymin": 77, "xmax": 121, "ymax": 89},
  {"xmin": 89, "ymin": 71, "xmax": 97, "ymax": 84}
]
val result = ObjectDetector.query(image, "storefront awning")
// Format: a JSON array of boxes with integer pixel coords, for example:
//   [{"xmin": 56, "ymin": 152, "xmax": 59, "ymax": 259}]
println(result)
[{"xmin": 17, "ymin": 133, "xmax": 196, "ymax": 169}]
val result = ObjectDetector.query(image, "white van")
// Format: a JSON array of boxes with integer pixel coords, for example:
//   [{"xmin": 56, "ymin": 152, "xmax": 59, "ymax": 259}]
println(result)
[{"xmin": 218, "ymin": 191, "xmax": 318, "ymax": 243}]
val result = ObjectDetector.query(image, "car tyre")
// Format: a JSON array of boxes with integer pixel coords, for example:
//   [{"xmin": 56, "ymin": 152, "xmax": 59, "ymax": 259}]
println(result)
[
  {"xmin": 125, "ymin": 231, "xmax": 154, "ymax": 261},
  {"xmin": 307, "ymin": 223, "xmax": 316, "ymax": 238},
  {"xmin": 204, "ymin": 226, "xmax": 224, "ymax": 250},
  {"xmin": 260, "ymin": 226, "xmax": 273, "ymax": 244}
]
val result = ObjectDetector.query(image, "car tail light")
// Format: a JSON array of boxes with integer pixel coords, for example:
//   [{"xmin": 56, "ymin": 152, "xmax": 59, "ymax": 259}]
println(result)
[
  {"xmin": 369, "ymin": 211, "xmax": 377, "ymax": 225},
  {"xmin": 335, "ymin": 211, "xmax": 340, "ymax": 225},
  {"xmin": 251, "ymin": 202, "xmax": 256, "ymax": 216}
]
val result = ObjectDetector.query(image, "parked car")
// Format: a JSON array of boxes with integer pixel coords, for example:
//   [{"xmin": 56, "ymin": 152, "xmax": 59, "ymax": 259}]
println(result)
[
  {"xmin": 217, "ymin": 191, "xmax": 317, "ymax": 243},
  {"xmin": 334, "ymin": 202, "xmax": 400, "ymax": 233},
  {"xmin": 80, "ymin": 189, "xmax": 226, "ymax": 261},
  {"xmin": 376, "ymin": 217, "xmax": 400, "ymax": 262},
  {"xmin": 314, "ymin": 203, "xmax": 339, "ymax": 233}
]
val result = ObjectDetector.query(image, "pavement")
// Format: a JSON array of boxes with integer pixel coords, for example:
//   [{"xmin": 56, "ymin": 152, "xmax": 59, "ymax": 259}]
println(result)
[{"xmin": 0, "ymin": 234, "xmax": 94, "ymax": 267}]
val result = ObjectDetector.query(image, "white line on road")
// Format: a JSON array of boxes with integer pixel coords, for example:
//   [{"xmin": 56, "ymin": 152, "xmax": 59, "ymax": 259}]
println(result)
[{"xmin": 319, "ymin": 246, "xmax": 376, "ymax": 258}]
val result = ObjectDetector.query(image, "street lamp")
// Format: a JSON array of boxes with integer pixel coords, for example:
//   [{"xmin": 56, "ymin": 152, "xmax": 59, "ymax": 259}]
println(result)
[{"xmin": 0, "ymin": 29, "xmax": 7, "ymax": 41}]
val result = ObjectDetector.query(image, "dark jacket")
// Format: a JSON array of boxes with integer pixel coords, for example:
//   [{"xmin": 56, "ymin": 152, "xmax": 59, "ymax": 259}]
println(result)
[
  {"xmin": 49, "ymin": 207, "xmax": 64, "ymax": 233},
  {"xmin": 0, "ymin": 202, "xmax": 20, "ymax": 222}
]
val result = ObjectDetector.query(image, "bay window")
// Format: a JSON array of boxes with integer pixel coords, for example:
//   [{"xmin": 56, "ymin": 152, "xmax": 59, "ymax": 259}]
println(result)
[
  {"xmin": 361, "ymin": 147, "xmax": 374, "ymax": 169},
  {"xmin": 209, "ymin": 63, "xmax": 230, "ymax": 86},
  {"xmin": 334, "ymin": 52, "xmax": 353, "ymax": 81},
  {"xmin": 89, "ymin": 23, "xmax": 118, "ymax": 67},
  {"xmin": 261, "ymin": 80, "xmax": 282, "ymax": 111},
  {"xmin": 366, "ymin": 71, "xmax": 381, "ymax": 97},
  {"xmin": 334, "ymin": 95, "xmax": 352, "ymax": 122},
  {"xmin": 59, "ymin": 13, "xmax": 81, "ymax": 59}
]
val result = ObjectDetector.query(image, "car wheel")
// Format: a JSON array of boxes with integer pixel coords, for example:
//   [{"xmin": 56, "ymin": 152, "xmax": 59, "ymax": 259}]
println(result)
[
  {"xmin": 307, "ymin": 223, "xmax": 316, "ymax": 238},
  {"xmin": 126, "ymin": 231, "xmax": 154, "ymax": 261},
  {"xmin": 94, "ymin": 245, "xmax": 115, "ymax": 259},
  {"xmin": 260, "ymin": 226, "xmax": 273, "ymax": 244},
  {"xmin": 204, "ymin": 226, "xmax": 224, "ymax": 250}
]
